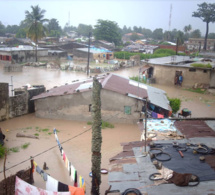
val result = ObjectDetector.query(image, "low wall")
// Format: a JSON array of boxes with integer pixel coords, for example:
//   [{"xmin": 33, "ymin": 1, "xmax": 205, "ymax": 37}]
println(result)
[
  {"xmin": 4, "ymin": 64, "xmax": 23, "ymax": 72},
  {"xmin": 9, "ymin": 90, "xmax": 28, "ymax": 118},
  {"xmin": 0, "ymin": 83, "xmax": 9, "ymax": 121},
  {"xmin": 0, "ymin": 83, "xmax": 45, "ymax": 120}
]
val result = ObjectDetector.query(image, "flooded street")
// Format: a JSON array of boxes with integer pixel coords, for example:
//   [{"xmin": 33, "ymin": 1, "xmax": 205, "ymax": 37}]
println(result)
[
  {"xmin": 0, "ymin": 64, "xmax": 140, "ymax": 90},
  {"xmin": 1, "ymin": 64, "xmax": 214, "ymax": 117}
]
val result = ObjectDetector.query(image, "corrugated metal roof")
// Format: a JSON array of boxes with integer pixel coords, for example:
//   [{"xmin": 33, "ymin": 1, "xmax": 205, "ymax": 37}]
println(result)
[
  {"xmin": 32, "ymin": 73, "xmax": 170, "ymax": 111},
  {"xmin": 175, "ymin": 120, "xmax": 215, "ymax": 138},
  {"xmin": 147, "ymin": 85, "xmax": 170, "ymax": 110}
]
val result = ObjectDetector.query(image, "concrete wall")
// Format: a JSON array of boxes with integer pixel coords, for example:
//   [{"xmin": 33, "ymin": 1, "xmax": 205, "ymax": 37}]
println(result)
[
  {"xmin": 0, "ymin": 83, "xmax": 45, "ymax": 121},
  {"xmin": 11, "ymin": 50, "xmax": 48, "ymax": 63},
  {"xmin": 152, "ymin": 65, "xmax": 211, "ymax": 87},
  {"xmin": 34, "ymin": 89, "xmax": 143, "ymax": 124},
  {"xmin": 0, "ymin": 83, "xmax": 9, "ymax": 121},
  {"xmin": 210, "ymin": 70, "xmax": 215, "ymax": 87},
  {"xmin": 28, "ymin": 86, "xmax": 46, "ymax": 113},
  {"xmin": 9, "ymin": 90, "xmax": 28, "ymax": 118}
]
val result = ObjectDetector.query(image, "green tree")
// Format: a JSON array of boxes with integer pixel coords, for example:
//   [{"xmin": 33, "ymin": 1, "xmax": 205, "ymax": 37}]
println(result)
[
  {"xmin": 142, "ymin": 28, "xmax": 152, "ymax": 39},
  {"xmin": 0, "ymin": 21, "xmax": 5, "ymax": 36},
  {"xmin": 130, "ymin": 33, "xmax": 140, "ymax": 41},
  {"xmin": 122, "ymin": 25, "xmax": 128, "ymax": 34},
  {"xmin": 16, "ymin": 29, "xmax": 27, "ymax": 38},
  {"xmin": 192, "ymin": 2, "xmax": 215, "ymax": 50},
  {"xmin": 190, "ymin": 29, "xmax": 201, "ymax": 38},
  {"xmin": 152, "ymin": 28, "xmax": 163, "ymax": 40},
  {"xmin": 94, "ymin": 19, "xmax": 122, "ymax": 46},
  {"xmin": 47, "ymin": 18, "xmax": 62, "ymax": 37},
  {"xmin": 183, "ymin": 24, "xmax": 192, "ymax": 33},
  {"xmin": 208, "ymin": 33, "xmax": 215, "ymax": 39},
  {"xmin": 77, "ymin": 23, "xmax": 93, "ymax": 37},
  {"xmin": 176, "ymin": 30, "xmax": 185, "ymax": 45},
  {"xmin": 5, "ymin": 25, "xmax": 19, "ymax": 34},
  {"xmin": 25, "ymin": 5, "xmax": 48, "ymax": 61}
]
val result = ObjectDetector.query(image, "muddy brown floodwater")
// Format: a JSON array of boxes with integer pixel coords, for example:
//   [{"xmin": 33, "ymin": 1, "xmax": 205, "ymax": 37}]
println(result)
[{"xmin": 0, "ymin": 64, "xmax": 215, "ymax": 194}]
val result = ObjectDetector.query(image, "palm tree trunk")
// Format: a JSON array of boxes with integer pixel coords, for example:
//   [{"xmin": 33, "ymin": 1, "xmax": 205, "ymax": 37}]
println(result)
[
  {"xmin": 203, "ymin": 22, "xmax": 209, "ymax": 51},
  {"xmin": 91, "ymin": 77, "xmax": 102, "ymax": 195}
]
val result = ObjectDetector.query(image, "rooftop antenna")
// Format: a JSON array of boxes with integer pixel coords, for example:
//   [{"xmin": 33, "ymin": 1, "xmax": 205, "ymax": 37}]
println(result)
[
  {"xmin": 169, "ymin": 4, "xmax": 172, "ymax": 31},
  {"xmin": 168, "ymin": 4, "xmax": 172, "ymax": 41},
  {"xmin": 68, "ymin": 12, "xmax": 70, "ymax": 27}
]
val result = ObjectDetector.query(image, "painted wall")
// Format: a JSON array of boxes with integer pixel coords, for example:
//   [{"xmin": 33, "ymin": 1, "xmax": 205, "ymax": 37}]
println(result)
[
  {"xmin": 34, "ymin": 89, "xmax": 143, "ymax": 124},
  {"xmin": 152, "ymin": 64, "xmax": 211, "ymax": 87}
]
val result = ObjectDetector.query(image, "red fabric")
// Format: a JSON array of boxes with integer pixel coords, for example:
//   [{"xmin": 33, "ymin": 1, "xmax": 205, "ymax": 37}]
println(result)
[
  {"xmin": 157, "ymin": 113, "xmax": 164, "ymax": 118},
  {"xmin": 68, "ymin": 186, "xmax": 84, "ymax": 195}
]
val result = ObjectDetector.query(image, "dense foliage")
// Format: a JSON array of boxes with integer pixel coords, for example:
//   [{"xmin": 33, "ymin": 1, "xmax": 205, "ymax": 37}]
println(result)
[
  {"xmin": 94, "ymin": 19, "xmax": 122, "ymax": 46},
  {"xmin": 168, "ymin": 98, "xmax": 181, "ymax": 114},
  {"xmin": 192, "ymin": 2, "xmax": 215, "ymax": 50},
  {"xmin": 114, "ymin": 49, "xmax": 176, "ymax": 60}
]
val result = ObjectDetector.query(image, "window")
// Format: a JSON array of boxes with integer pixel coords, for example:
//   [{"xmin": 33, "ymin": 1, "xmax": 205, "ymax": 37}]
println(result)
[
  {"xmin": 124, "ymin": 106, "xmax": 131, "ymax": 115},
  {"xmin": 203, "ymin": 70, "xmax": 207, "ymax": 73},
  {"xmin": 89, "ymin": 104, "xmax": 92, "ymax": 112},
  {"xmin": 189, "ymin": 68, "xmax": 196, "ymax": 72}
]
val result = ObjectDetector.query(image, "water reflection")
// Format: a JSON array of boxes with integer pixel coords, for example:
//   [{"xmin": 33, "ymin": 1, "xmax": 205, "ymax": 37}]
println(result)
[{"xmin": 0, "ymin": 64, "xmax": 141, "ymax": 90}]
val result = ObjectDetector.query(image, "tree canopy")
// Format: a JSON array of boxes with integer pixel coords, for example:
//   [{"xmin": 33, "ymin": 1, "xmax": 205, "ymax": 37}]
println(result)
[
  {"xmin": 190, "ymin": 29, "xmax": 201, "ymax": 38},
  {"xmin": 25, "ymin": 5, "xmax": 49, "ymax": 43},
  {"xmin": 94, "ymin": 19, "xmax": 122, "ymax": 46},
  {"xmin": 192, "ymin": 2, "xmax": 215, "ymax": 50},
  {"xmin": 77, "ymin": 23, "xmax": 93, "ymax": 37}
]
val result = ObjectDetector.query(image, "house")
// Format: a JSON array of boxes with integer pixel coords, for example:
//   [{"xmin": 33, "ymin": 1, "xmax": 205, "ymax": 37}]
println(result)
[
  {"xmin": 0, "ymin": 45, "xmax": 48, "ymax": 63},
  {"xmin": 141, "ymin": 56, "xmax": 215, "ymax": 88},
  {"xmin": 187, "ymin": 38, "xmax": 215, "ymax": 51},
  {"xmin": 73, "ymin": 47, "xmax": 114, "ymax": 62},
  {"xmin": 32, "ymin": 73, "xmax": 171, "ymax": 124},
  {"xmin": 92, "ymin": 40, "xmax": 115, "ymax": 50},
  {"xmin": 122, "ymin": 33, "xmax": 144, "ymax": 43}
]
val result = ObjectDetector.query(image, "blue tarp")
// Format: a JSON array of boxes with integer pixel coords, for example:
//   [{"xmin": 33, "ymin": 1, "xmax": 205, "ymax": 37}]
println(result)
[{"xmin": 147, "ymin": 119, "xmax": 177, "ymax": 132}]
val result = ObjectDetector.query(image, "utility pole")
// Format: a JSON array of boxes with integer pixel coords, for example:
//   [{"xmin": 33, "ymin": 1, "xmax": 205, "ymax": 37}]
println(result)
[
  {"xmin": 87, "ymin": 32, "xmax": 92, "ymax": 76},
  {"xmin": 10, "ymin": 76, "xmax": 14, "ymax": 96},
  {"xmin": 91, "ymin": 77, "xmax": 102, "ymax": 195},
  {"xmin": 144, "ymin": 97, "xmax": 148, "ymax": 153}
]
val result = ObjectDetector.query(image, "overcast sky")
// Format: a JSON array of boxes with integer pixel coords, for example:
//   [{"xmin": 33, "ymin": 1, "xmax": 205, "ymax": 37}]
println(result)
[{"xmin": 1, "ymin": 0, "xmax": 215, "ymax": 35}]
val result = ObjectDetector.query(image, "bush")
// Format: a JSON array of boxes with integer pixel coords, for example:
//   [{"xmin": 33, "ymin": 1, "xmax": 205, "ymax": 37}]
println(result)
[
  {"xmin": 0, "ymin": 145, "xmax": 6, "ymax": 158},
  {"xmin": 114, "ymin": 49, "xmax": 176, "ymax": 61},
  {"xmin": 168, "ymin": 98, "xmax": 181, "ymax": 114}
]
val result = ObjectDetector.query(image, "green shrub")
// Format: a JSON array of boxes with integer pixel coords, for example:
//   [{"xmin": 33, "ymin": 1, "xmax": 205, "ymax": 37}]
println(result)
[
  {"xmin": 191, "ymin": 63, "xmax": 212, "ymax": 68},
  {"xmin": 0, "ymin": 145, "xmax": 6, "ymax": 158},
  {"xmin": 101, "ymin": 121, "xmax": 114, "ymax": 129},
  {"xmin": 87, "ymin": 121, "xmax": 93, "ymax": 125},
  {"xmin": 9, "ymin": 147, "xmax": 20, "ymax": 153},
  {"xmin": 42, "ymin": 128, "xmax": 49, "ymax": 132},
  {"xmin": 129, "ymin": 76, "xmax": 146, "ymax": 84},
  {"xmin": 168, "ymin": 98, "xmax": 181, "ymax": 113},
  {"xmin": 21, "ymin": 142, "xmax": 30, "ymax": 149},
  {"xmin": 184, "ymin": 88, "xmax": 206, "ymax": 94}
]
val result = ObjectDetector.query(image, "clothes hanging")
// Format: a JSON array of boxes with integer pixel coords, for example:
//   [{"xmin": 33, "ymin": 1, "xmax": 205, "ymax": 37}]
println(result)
[
  {"xmin": 58, "ymin": 181, "xmax": 69, "ymax": 192},
  {"xmin": 68, "ymin": 186, "xmax": 85, "ymax": 195},
  {"xmin": 46, "ymin": 175, "xmax": 58, "ymax": 192},
  {"xmin": 15, "ymin": 176, "xmax": 70, "ymax": 195}
]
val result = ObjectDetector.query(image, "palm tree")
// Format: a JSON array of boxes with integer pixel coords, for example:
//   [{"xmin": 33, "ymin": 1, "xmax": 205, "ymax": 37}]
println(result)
[{"xmin": 25, "ymin": 5, "xmax": 48, "ymax": 61}]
